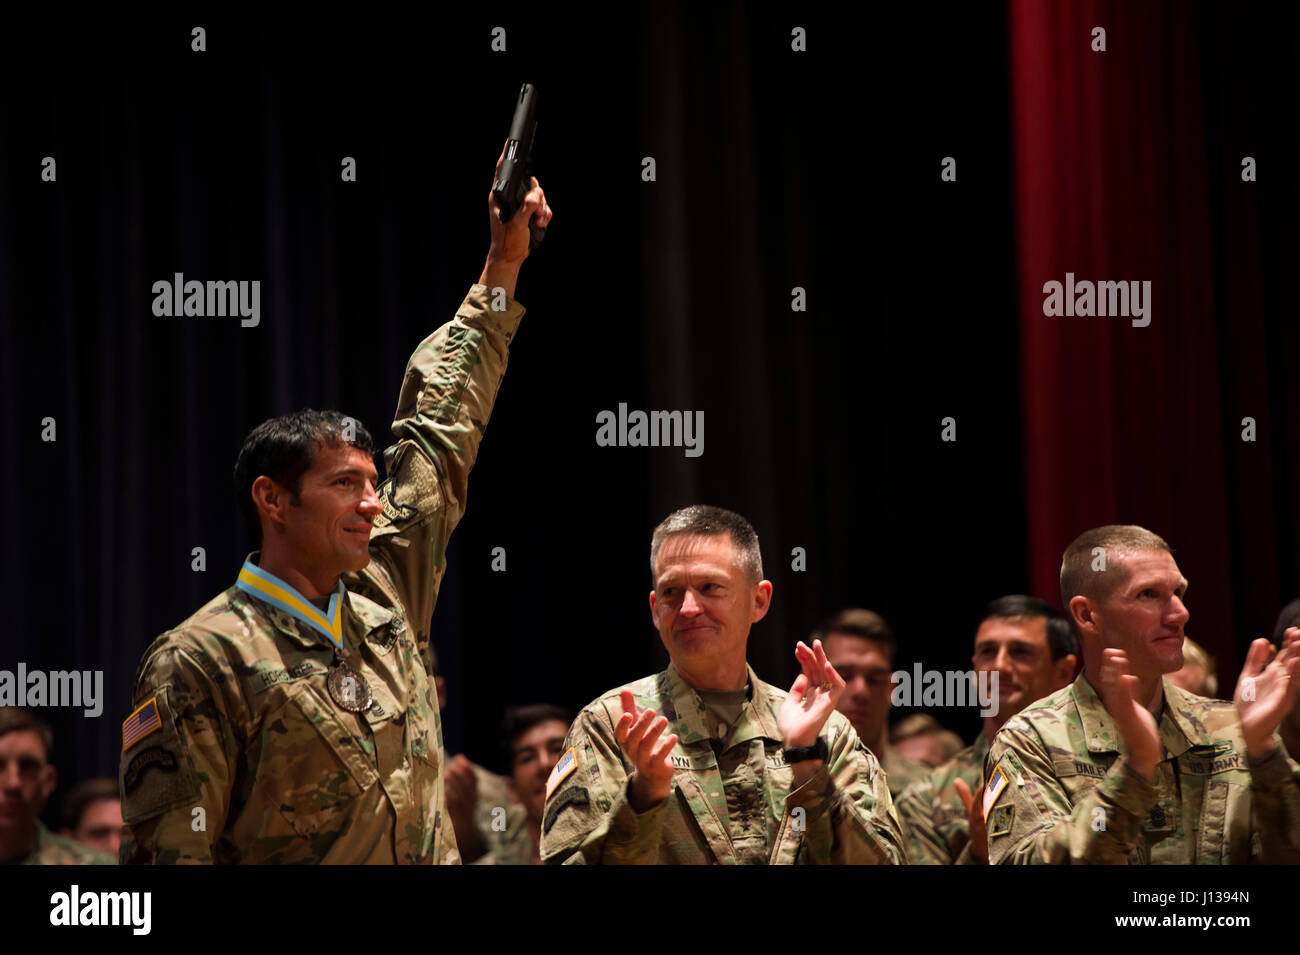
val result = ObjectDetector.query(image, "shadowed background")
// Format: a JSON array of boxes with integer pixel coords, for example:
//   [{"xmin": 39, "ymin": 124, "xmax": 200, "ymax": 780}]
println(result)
[{"xmin": 0, "ymin": 3, "xmax": 1296, "ymax": 824}]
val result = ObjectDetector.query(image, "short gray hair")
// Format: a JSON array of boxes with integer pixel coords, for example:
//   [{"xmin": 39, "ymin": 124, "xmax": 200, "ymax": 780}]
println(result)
[{"xmin": 649, "ymin": 505, "xmax": 763, "ymax": 583}]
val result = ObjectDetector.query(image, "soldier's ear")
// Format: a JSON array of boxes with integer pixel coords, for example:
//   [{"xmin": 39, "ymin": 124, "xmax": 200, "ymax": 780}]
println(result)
[
  {"xmin": 750, "ymin": 580, "xmax": 772, "ymax": 622},
  {"xmin": 251, "ymin": 475, "xmax": 288, "ymax": 528},
  {"xmin": 1069, "ymin": 596, "xmax": 1097, "ymax": 636}
]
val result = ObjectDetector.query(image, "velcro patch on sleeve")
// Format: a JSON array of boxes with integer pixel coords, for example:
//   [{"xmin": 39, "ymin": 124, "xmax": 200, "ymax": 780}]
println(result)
[
  {"xmin": 123, "ymin": 746, "xmax": 180, "ymax": 794},
  {"xmin": 119, "ymin": 686, "xmax": 202, "ymax": 824},
  {"xmin": 122, "ymin": 697, "xmax": 162, "ymax": 752},
  {"xmin": 545, "ymin": 747, "xmax": 577, "ymax": 801},
  {"xmin": 982, "ymin": 766, "xmax": 1009, "ymax": 822},
  {"xmin": 988, "ymin": 804, "xmax": 1015, "ymax": 837},
  {"xmin": 543, "ymin": 786, "xmax": 590, "ymax": 836}
]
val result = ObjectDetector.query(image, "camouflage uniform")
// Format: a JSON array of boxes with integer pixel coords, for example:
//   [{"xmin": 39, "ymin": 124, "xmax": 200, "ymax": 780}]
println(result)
[
  {"xmin": 540, "ymin": 664, "xmax": 906, "ymax": 864},
  {"xmin": 895, "ymin": 731, "xmax": 988, "ymax": 864},
  {"xmin": 471, "ymin": 762, "xmax": 529, "ymax": 862},
  {"xmin": 476, "ymin": 813, "xmax": 538, "ymax": 865},
  {"xmin": 15, "ymin": 821, "xmax": 114, "ymax": 865},
  {"xmin": 881, "ymin": 744, "xmax": 929, "ymax": 798},
  {"xmin": 119, "ymin": 284, "xmax": 525, "ymax": 864},
  {"xmin": 984, "ymin": 673, "xmax": 1300, "ymax": 864}
]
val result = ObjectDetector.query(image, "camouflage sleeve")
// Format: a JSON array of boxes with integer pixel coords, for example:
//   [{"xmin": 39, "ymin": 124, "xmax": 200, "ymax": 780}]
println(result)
[
  {"xmin": 984, "ymin": 719, "xmax": 1155, "ymax": 865},
  {"xmin": 119, "ymin": 645, "xmax": 240, "ymax": 865},
  {"xmin": 539, "ymin": 705, "xmax": 670, "ymax": 865},
  {"xmin": 782, "ymin": 723, "xmax": 906, "ymax": 865},
  {"xmin": 1247, "ymin": 738, "xmax": 1300, "ymax": 864},
  {"xmin": 895, "ymin": 778, "xmax": 951, "ymax": 865},
  {"xmin": 363, "ymin": 284, "xmax": 526, "ymax": 662}
]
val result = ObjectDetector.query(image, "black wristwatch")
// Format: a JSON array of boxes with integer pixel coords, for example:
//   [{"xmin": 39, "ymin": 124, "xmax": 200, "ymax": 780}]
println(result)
[{"xmin": 782, "ymin": 738, "xmax": 829, "ymax": 763}]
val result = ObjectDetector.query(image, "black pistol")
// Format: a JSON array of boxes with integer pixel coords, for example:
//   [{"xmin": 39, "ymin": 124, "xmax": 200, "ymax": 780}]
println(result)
[{"xmin": 491, "ymin": 82, "xmax": 545, "ymax": 251}]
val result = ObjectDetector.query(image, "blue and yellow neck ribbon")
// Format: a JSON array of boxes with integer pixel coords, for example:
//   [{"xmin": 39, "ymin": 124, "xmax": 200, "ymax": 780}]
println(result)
[{"xmin": 236, "ymin": 559, "xmax": 345, "ymax": 648}]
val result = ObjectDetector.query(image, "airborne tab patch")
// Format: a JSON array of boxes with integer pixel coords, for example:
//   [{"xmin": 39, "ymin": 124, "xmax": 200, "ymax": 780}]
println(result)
[{"xmin": 122, "ymin": 746, "xmax": 179, "ymax": 793}]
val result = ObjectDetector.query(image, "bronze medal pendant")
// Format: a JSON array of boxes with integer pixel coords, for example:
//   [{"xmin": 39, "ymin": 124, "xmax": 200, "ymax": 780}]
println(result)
[{"xmin": 327, "ymin": 661, "xmax": 374, "ymax": 712}]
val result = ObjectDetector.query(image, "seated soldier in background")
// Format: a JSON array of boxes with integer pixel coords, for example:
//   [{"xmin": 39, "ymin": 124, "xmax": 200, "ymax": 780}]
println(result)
[
  {"xmin": 891, "ymin": 714, "xmax": 964, "ymax": 767},
  {"xmin": 1167, "ymin": 637, "xmax": 1218, "ymax": 697},
  {"xmin": 985, "ymin": 525, "xmax": 1300, "ymax": 864},
  {"xmin": 818, "ymin": 609, "xmax": 929, "ymax": 796},
  {"xmin": 60, "ymin": 778, "xmax": 123, "ymax": 858},
  {"xmin": 896, "ymin": 596, "xmax": 1076, "ymax": 864},
  {"xmin": 541, "ymin": 506, "xmax": 905, "ymax": 865},
  {"xmin": 478, "ymin": 704, "xmax": 569, "ymax": 864},
  {"xmin": 0, "ymin": 709, "xmax": 112, "ymax": 865}
]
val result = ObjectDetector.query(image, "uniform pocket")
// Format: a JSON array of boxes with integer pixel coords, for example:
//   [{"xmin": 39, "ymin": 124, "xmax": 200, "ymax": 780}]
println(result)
[
  {"xmin": 261, "ymin": 682, "xmax": 379, "ymax": 838},
  {"xmin": 1197, "ymin": 778, "xmax": 1243, "ymax": 864}
]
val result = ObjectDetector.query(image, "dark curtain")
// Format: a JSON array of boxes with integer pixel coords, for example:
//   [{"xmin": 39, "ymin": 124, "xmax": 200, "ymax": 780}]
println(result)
[{"xmin": 0, "ymin": 4, "xmax": 1293, "ymax": 823}]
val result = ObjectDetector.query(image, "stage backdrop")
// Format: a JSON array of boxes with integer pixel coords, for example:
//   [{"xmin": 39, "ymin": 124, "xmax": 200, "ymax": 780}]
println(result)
[{"xmin": 0, "ymin": 4, "xmax": 1294, "ymax": 818}]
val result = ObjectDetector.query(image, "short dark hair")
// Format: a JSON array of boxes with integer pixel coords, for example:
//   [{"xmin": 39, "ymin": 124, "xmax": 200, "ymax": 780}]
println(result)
[
  {"xmin": 812, "ymin": 608, "xmax": 897, "ymax": 666},
  {"xmin": 981, "ymin": 594, "xmax": 1077, "ymax": 661},
  {"xmin": 0, "ymin": 707, "xmax": 53, "ymax": 760},
  {"xmin": 233, "ymin": 409, "xmax": 376, "ymax": 543},
  {"xmin": 61, "ymin": 778, "xmax": 119, "ymax": 831},
  {"xmin": 649, "ymin": 505, "xmax": 763, "ymax": 583},
  {"xmin": 1273, "ymin": 598, "xmax": 1300, "ymax": 644},
  {"xmin": 1060, "ymin": 525, "xmax": 1172, "ymax": 611},
  {"xmin": 501, "ymin": 704, "xmax": 570, "ymax": 770}
]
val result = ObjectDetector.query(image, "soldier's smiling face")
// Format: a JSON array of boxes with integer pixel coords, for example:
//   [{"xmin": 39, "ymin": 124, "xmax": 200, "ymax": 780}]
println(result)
[
  {"xmin": 649, "ymin": 533, "xmax": 771, "ymax": 687},
  {"xmin": 280, "ymin": 443, "xmax": 382, "ymax": 579},
  {"xmin": 1090, "ymin": 550, "xmax": 1189, "ymax": 681},
  {"xmin": 972, "ymin": 616, "xmax": 1074, "ymax": 722}
]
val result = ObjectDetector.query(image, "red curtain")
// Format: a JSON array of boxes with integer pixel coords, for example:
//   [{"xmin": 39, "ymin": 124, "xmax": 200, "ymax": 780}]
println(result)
[{"xmin": 1007, "ymin": 0, "xmax": 1275, "ymax": 672}]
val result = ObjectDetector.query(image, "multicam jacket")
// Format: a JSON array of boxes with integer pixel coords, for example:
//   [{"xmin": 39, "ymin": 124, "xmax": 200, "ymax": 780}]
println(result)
[
  {"xmin": 984, "ymin": 673, "xmax": 1300, "ymax": 864},
  {"xmin": 20, "ymin": 821, "xmax": 114, "ymax": 865},
  {"xmin": 119, "ymin": 284, "xmax": 525, "ymax": 864},
  {"xmin": 896, "ymin": 731, "xmax": 989, "ymax": 864},
  {"xmin": 540, "ymin": 664, "xmax": 906, "ymax": 865}
]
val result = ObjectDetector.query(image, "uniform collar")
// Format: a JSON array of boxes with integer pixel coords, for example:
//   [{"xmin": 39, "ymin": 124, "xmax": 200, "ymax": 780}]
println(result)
[
  {"xmin": 1073, "ymin": 671, "xmax": 1195, "ymax": 759},
  {"xmin": 234, "ymin": 552, "xmax": 393, "ymax": 651},
  {"xmin": 658, "ymin": 662, "xmax": 782, "ymax": 746}
]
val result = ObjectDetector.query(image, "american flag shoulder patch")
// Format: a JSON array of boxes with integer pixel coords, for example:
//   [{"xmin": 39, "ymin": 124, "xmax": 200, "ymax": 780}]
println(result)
[
  {"xmin": 545, "ymin": 747, "xmax": 577, "ymax": 801},
  {"xmin": 122, "ymin": 697, "xmax": 162, "ymax": 752}
]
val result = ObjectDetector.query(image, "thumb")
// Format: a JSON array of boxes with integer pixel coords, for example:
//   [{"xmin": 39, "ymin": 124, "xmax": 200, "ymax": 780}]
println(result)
[
  {"xmin": 789, "ymin": 673, "xmax": 810, "ymax": 701},
  {"xmin": 1117, "ymin": 673, "xmax": 1141, "ymax": 710},
  {"xmin": 518, "ymin": 191, "xmax": 541, "ymax": 222},
  {"xmin": 953, "ymin": 777, "xmax": 974, "ymax": 814},
  {"xmin": 1242, "ymin": 637, "xmax": 1272, "ymax": 679}
]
